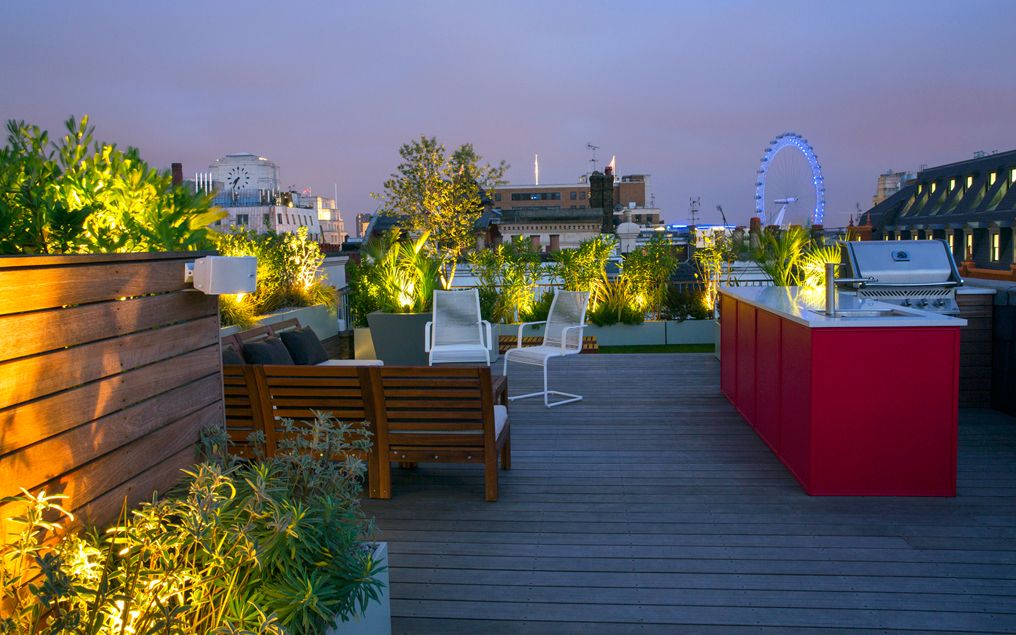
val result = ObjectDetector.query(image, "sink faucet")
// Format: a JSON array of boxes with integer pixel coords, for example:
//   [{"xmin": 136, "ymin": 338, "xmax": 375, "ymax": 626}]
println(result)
[{"xmin": 824, "ymin": 263, "xmax": 878, "ymax": 316}]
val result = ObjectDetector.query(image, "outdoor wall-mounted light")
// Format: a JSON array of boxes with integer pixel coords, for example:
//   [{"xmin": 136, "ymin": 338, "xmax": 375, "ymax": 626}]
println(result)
[{"xmin": 184, "ymin": 256, "xmax": 257, "ymax": 295}]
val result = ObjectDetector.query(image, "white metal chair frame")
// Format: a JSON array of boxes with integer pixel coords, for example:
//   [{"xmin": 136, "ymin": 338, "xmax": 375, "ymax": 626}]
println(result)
[
  {"xmin": 502, "ymin": 290, "xmax": 589, "ymax": 407},
  {"xmin": 425, "ymin": 289, "xmax": 493, "ymax": 366}
]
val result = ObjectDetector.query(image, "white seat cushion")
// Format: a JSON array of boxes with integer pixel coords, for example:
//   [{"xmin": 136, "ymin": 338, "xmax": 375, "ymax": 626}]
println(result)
[
  {"xmin": 430, "ymin": 344, "xmax": 490, "ymax": 364},
  {"xmin": 503, "ymin": 345, "xmax": 578, "ymax": 364},
  {"xmin": 493, "ymin": 405, "xmax": 508, "ymax": 439},
  {"xmin": 316, "ymin": 359, "xmax": 384, "ymax": 366}
]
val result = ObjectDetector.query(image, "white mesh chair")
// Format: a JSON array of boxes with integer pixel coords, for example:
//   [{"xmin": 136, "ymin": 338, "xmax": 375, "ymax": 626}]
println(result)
[
  {"xmin": 425, "ymin": 289, "xmax": 493, "ymax": 366},
  {"xmin": 503, "ymin": 290, "xmax": 589, "ymax": 407}
]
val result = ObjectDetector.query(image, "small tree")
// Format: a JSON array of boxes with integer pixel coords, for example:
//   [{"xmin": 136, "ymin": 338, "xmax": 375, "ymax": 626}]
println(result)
[{"xmin": 375, "ymin": 136, "xmax": 508, "ymax": 289}]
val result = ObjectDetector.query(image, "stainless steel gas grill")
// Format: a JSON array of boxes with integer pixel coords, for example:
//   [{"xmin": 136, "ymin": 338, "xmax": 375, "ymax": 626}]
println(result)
[{"xmin": 841, "ymin": 240, "xmax": 964, "ymax": 314}]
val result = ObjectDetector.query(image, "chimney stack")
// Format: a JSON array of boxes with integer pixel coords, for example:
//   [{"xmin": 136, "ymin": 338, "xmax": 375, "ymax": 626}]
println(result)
[{"xmin": 171, "ymin": 162, "xmax": 184, "ymax": 186}]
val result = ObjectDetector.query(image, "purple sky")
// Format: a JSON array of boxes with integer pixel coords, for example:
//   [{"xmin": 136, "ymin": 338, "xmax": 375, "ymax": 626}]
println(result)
[{"xmin": 2, "ymin": 1, "xmax": 1014, "ymax": 228}]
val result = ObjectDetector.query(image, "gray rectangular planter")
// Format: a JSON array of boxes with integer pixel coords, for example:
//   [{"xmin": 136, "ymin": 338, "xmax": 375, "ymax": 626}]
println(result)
[
  {"xmin": 367, "ymin": 311, "xmax": 430, "ymax": 366},
  {"xmin": 665, "ymin": 319, "xmax": 714, "ymax": 345},
  {"xmin": 354, "ymin": 327, "xmax": 376, "ymax": 360},
  {"xmin": 327, "ymin": 542, "xmax": 391, "ymax": 635}
]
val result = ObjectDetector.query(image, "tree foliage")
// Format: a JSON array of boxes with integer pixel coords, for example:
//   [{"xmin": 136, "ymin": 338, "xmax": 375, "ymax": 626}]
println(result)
[
  {"xmin": 374, "ymin": 136, "xmax": 508, "ymax": 288},
  {"xmin": 0, "ymin": 116, "xmax": 224, "ymax": 254}
]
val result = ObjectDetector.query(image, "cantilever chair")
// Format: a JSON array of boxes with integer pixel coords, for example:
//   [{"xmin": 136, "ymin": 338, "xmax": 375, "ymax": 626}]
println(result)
[
  {"xmin": 503, "ymin": 289, "xmax": 589, "ymax": 407},
  {"xmin": 426, "ymin": 289, "xmax": 493, "ymax": 366}
]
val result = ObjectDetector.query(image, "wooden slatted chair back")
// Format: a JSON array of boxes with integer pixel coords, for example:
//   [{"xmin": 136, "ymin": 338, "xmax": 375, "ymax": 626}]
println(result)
[
  {"xmin": 373, "ymin": 366, "xmax": 495, "ymax": 454},
  {"xmin": 255, "ymin": 364, "xmax": 375, "ymax": 457},
  {"xmin": 222, "ymin": 364, "xmax": 266, "ymax": 458}
]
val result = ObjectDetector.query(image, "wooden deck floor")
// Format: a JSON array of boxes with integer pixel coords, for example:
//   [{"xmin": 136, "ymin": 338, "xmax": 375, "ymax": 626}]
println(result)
[{"xmin": 361, "ymin": 354, "xmax": 1016, "ymax": 634}]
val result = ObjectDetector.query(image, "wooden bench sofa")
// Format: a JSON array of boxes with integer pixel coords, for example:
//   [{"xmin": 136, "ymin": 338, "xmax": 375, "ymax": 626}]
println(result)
[{"xmin": 223, "ymin": 333, "xmax": 511, "ymax": 500}]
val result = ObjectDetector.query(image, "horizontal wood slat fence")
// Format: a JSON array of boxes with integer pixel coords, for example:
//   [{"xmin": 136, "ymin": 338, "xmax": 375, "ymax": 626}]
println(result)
[{"xmin": 0, "ymin": 252, "xmax": 223, "ymax": 538}]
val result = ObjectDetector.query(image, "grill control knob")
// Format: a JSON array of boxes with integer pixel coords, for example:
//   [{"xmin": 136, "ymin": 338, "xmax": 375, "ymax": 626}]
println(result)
[
  {"xmin": 901, "ymin": 298, "xmax": 912, "ymax": 307},
  {"xmin": 933, "ymin": 299, "xmax": 945, "ymax": 307},
  {"xmin": 918, "ymin": 299, "xmax": 929, "ymax": 308}
]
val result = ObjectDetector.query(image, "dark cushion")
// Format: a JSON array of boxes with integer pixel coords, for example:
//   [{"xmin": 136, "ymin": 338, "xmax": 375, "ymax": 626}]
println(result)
[
  {"xmin": 280, "ymin": 327, "xmax": 329, "ymax": 365},
  {"xmin": 222, "ymin": 344, "xmax": 245, "ymax": 365},
  {"xmin": 242, "ymin": 336, "xmax": 295, "ymax": 365}
]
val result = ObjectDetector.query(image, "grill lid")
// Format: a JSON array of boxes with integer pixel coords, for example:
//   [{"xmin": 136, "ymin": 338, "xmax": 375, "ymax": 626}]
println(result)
[{"xmin": 843, "ymin": 240, "xmax": 962, "ymax": 286}]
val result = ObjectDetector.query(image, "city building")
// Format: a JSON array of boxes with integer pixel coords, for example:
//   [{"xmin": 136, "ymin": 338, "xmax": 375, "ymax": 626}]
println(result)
[
  {"xmin": 488, "ymin": 172, "xmax": 651, "ymax": 214},
  {"xmin": 487, "ymin": 171, "xmax": 659, "ymax": 251},
  {"xmin": 866, "ymin": 149, "xmax": 1016, "ymax": 275},
  {"xmin": 198, "ymin": 152, "xmax": 345, "ymax": 242},
  {"xmin": 872, "ymin": 169, "xmax": 917, "ymax": 206},
  {"xmin": 495, "ymin": 208, "xmax": 602, "ymax": 251}
]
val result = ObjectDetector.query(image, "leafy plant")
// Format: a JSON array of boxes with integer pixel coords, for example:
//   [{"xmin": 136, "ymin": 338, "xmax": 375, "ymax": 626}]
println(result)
[
  {"xmin": 216, "ymin": 227, "xmax": 336, "ymax": 326},
  {"xmin": 587, "ymin": 272, "xmax": 643, "ymax": 326},
  {"xmin": 374, "ymin": 136, "xmax": 508, "ymax": 288},
  {"xmin": 467, "ymin": 236, "xmax": 545, "ymax": 322},
  {"xmin": 0, "ymin": 115, "xmax": 224, "ymax": 254},
  {"xmin": 1, "ymin": 413, "xmax": 382, "ymax": 634},
  {"xmin": 619, "ymin": 234, "xmax": 679, "ymax": 320},
  {"xmin": 347, "ymin": 228, "xmax": 440, "ymax": 325},
  {"xmin": 553, "ymin": 235, "xmax": 616, "ymax": 295},
  {"xmin": 748, "ymin": 226, "xmax": 842, "ymax": 288}
]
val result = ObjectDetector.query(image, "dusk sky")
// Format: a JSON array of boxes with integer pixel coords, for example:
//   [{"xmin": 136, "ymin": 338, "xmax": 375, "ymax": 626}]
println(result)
[{"xmin": 2, "ymin": 1, "xmax": 1014, "ymax": 228}]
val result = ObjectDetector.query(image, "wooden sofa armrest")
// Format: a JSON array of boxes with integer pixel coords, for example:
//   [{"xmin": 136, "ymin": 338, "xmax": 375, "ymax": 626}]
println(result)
[{"xmin": 492, "ymin": 374, "xmax": 508, "ymax": 406}]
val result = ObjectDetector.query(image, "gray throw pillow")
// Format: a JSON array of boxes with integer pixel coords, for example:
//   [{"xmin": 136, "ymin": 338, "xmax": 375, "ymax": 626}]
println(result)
[
  {"xmin": 242, "ymin": 336, "xmax": 295, "ymax": 365},
  {"xmin": 280, "ymin": 327, "xmax": 329, "ymax": 365}
]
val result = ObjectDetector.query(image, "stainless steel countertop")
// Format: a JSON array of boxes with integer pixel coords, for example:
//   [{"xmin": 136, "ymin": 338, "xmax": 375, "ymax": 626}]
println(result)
[{"xmin": 719, "ymin": 286, "xmax": 968, "ymax": 328}]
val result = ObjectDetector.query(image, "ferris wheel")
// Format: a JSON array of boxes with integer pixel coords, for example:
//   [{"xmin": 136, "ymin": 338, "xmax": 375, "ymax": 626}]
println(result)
[{"xmin": 755, "ymin": 132, "xmax": 826, "ymax": 227}]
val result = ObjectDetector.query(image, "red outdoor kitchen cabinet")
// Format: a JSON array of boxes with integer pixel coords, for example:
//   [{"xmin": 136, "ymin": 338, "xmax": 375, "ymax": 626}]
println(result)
[{"xmin": 719, "ymin": 287, "xmax": 964, "ymax": 496}]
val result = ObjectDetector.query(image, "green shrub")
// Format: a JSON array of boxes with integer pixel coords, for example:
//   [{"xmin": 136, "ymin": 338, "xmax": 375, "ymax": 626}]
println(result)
[
  {"xmin": 553, "ymin": 235, "xmax": 615, "ymax": 295},
  {"xmin": 620, "ymin": 234, "xmax": 679, "ymax": 320},
  {"xmin": 216, "ymin": 227, "xmax": 336, "ymax": 326},
  {"xmin": 467, "ymin": 236, "xmax": 544, "ymax": 323},
  {"xmin": 347, "ymin": 228, "xmax": 440, "ymax": 326},
  {"xmin": 0, "ymin": 115, "xmax": 224, "ymax": 254},
  {"xmin": 588, "ymin": 273, "xmax": 643, "ymax": 326},
  {"xmin": 1, "ymin": 413, "xmax": 382, "ymax": 635}
]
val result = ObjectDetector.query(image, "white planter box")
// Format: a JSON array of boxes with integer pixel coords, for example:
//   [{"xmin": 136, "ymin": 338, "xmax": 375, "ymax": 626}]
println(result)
[
  {"xmin": 665, "ymin": 319, "xmax": 714, "ymax": 345},
  {"xmin": 584, "ymin": 321, "xmax": 667, "ymax": 346},
  {"xmin": 259, "ymin": 305, "xmax": 338, "ymax": 340},
  {"xmin": 220, "ymin": 304, "xmax": 338, "ymax": 341},
  {"xmin": 327, "ymin": 542, "xmax": 391, "ymax": 635}
]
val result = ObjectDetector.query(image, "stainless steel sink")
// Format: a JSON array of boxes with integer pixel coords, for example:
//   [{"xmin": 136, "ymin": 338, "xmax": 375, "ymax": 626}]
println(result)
[{"xmin": 811, "ymin": 308, "xmax": 912, "ymax": 319}]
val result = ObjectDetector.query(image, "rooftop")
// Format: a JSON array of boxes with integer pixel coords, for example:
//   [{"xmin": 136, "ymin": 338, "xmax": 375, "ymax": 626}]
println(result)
[{"xmin": 362, "ymin": 353, "xmax": 1016, "ymax": 634}]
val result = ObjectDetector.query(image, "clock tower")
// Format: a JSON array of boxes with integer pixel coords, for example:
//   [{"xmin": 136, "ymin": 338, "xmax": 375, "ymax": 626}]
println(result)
[{"xmin": 209, "ymin": 153, "xmax": 280, "ymax": 192}]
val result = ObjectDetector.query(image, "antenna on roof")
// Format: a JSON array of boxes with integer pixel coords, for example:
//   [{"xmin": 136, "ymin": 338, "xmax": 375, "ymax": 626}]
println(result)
[{"xmin": 586, "ymin": 143, "xmax": 600, "ymax": 172}]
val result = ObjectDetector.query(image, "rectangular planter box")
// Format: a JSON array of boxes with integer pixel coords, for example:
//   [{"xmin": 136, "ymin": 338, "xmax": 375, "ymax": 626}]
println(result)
[
  {"xmin": 354, "ymin": 327, "xmax": 377, "ymax": 360},
  {"xmin": 220, "ymin": 304, "xmax": 338, "ymax": 341},
  {"xmin": 665, "ymin": 319, "xmax": 714, "ymax": 345},
  {"xmin": 367, "ymin": 311, "xmax": 430, "ymax": 366},
  {"xmin": 584, "ymin": 321, "xmax": 667, "ymax": 346},
  {"xmin": 495, "ymin": 320, "xmax": 714, "ymax": 348},
  {"xmin": 327, "ymin": 542, "xmax": 391, "ymax": 635}
]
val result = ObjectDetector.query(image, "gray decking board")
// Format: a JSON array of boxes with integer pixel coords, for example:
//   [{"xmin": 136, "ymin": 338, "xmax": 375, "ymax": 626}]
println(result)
[{"xmin": 360, "ymin": 353, "xmax": 1016, "ymax": 633}]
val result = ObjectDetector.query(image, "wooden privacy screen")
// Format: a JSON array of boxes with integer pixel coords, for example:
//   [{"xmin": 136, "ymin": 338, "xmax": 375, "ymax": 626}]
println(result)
[{"xmin": 0, "ymin": 252, "xmax": 223, "ymax": 534}]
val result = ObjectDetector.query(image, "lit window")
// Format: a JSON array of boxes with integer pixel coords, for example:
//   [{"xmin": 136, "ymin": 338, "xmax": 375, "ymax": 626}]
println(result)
[
  {"xmin": 950, "ymin": 178, "xmax": 956, "ymax": 190},
  {"xmin": 990, "ymin": 172, "xmax": 997, "ymax": 185},
  {"xmin": 277, "ymin": 213, "xmax": 282, "ymax": 224},
  {"xmin": 966, "ymin": 176, "xmax": 974, "ymax": 189},
  {"xmin": 991, "ymin": 233, "xmax": 1000, "ymax": 261},
  {"xmin": 918, "ymin": 184, "xmax": 923, "ymax": 194},
  {"xmin": 948, "ymin": 234, "xmax": 954, "ymax": 251},
  {"xmin": 1011, "ymin": 168, "xmax": 1016, "ymax": 184},
  {"xmin": 966, "ymin": 233, "xmax": 973, "ymax": 259},
  {"xmin": 931, "ymin": 182, "xmax": 937, "ymax": 193}
]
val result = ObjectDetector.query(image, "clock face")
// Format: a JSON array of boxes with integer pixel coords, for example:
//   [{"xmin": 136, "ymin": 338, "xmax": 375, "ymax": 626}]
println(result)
[{"xmin": 226, "ymin": 166, "xmax": 251, "ymax": 190}]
